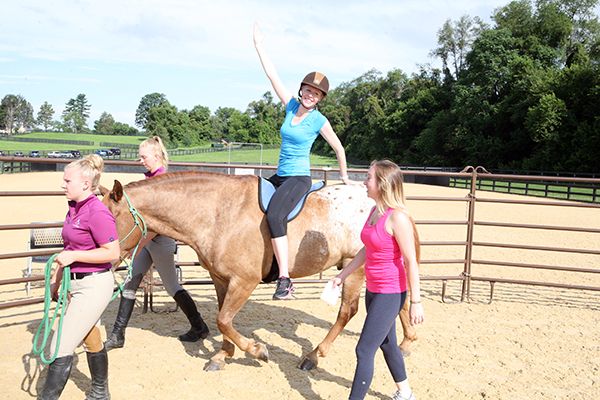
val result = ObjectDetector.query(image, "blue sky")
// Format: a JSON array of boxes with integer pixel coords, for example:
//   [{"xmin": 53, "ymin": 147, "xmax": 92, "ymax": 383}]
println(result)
[{"xmin": 0, "ymin": 1, "xmax": 548, "ymax": 129}]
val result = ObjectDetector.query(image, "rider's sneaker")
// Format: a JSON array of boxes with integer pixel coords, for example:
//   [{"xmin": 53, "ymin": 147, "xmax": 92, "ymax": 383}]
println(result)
[
  {"xmin": 273, "ymin": 276, "xmax": 295, "ymax": 300},
  {"xmin": 391, "ymin": 390, "xmax": 416, "ymax": 400}
]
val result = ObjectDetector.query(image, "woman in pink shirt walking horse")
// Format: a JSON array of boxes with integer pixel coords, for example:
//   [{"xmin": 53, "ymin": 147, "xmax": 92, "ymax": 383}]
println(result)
[
  {"xmin": 331, "ymin": 160, "xmax": 425, "ymax": 400},
  {"xmin": 40, "ymin": 154, "xmax": 120, "ymax": 399}
]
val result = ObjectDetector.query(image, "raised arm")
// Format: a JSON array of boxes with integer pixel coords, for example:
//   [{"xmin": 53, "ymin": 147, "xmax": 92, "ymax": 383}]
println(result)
[
  {"xmin": 253, "ymin": 22, "xmax": 293, "ymax": 105},
  {"xmin": 319, "ymin": 121, "xmax": 363, "ymax": 186}
]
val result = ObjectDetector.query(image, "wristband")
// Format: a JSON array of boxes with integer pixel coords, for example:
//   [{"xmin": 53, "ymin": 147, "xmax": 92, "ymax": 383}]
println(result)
[
  {"xmin": 410, "ymin": 300, "xmax": 421, "ymax": 304},
  {"xmin": 341, "ymin": 175, "xmax": 348, "ymax": 180}
]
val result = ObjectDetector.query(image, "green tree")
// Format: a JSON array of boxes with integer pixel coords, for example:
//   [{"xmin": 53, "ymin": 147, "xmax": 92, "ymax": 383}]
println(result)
[
  {"xmin": 430, "ymin": 15, "xmax": 488, "ymax": 79},
  {"xmin": 245, "ymin": 92, "xmax": 284, "ymax": 144},
  {"xmin": 1, "ymin": 94, "xmax": 33, "ymax": 134},
  {"xmin": 135, "ymin": 93, "xmax": 169, "ymax": 130},
  {"xmin": 63, "ymin": 94, "xmax": 91, "ymax": 133},
  {"xmin": 228, "ymin": 110, "xmax": 253, "ymax": 143},
  {"xmin": 211, "ymin": 107, "xmax": 238, "ymax": 140},
  {"xmin": 113, "ymin": 122, "xmax": 139, "ymax": 136},
  {"xmin": 94, "ymin": 112, "xmax": 115, "ymax": 135},
  {"xmin": 188, "ymin": 105, "xmax": 213, "ymax": 144},
  {"xmin": 37, "ymin": 102, "xmax": 55, "ymax": 132},
  {"xmin": 146, "ymin": 103, "xmax": 179, "ymax": 145}
]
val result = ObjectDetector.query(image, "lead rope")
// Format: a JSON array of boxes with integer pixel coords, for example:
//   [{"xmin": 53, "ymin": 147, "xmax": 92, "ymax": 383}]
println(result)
[
  {"xmin": 32, "ymin": 254, "xmax": 70, "ymax": 364},
  {"xmin": 33, "ymin": 189, "xmax": 147, "ymax": 363},
  {"xmin": 111, "ymin": 190, "xmax": 147, "ymax": 301}
]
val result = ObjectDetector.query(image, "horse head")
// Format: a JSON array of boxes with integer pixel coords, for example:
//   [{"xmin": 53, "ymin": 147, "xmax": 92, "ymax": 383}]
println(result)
[{"xmin": 99, "ymin": 180, "xmax": 144, "ymax": 257}]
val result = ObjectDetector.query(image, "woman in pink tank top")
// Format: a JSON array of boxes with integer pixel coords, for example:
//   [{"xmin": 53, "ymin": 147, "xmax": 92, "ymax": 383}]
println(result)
[{"xmin": 331, "ymin": 160, "xmax": 424, "ymax": 400}]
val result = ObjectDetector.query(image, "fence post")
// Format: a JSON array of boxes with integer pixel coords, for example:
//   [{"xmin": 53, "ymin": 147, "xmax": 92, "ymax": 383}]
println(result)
[{"xmin": 461, "ymin": 167, "xmax": 478, "ymax": 302}]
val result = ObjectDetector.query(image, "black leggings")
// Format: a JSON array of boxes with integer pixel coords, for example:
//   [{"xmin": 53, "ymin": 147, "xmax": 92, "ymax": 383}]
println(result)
[
  {"xmin": 349, "ymin": 290, "xmax": 408, "ymax": 400},
  {"xmin": 266, "ymin": 174, "xmax": 312, "ymax": 238}
]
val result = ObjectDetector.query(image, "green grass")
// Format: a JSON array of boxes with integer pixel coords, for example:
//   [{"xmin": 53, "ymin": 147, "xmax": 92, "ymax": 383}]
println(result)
[
  {"xmin": 450, "ymin": 178, "xmax": 600, "ymax": 203},
  {"xmin": 0, "ymin": 132, "xmax": 147, "ymax": 153},
  {"xmin": 22, "ymin": 132, "xmax": 147, "ymax": 146}
]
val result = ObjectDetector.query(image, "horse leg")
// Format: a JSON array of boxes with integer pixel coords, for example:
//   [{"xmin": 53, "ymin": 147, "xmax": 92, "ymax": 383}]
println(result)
[
  {"xmin": 299, "ymin": 267, "xmax": 365, "ymax": 371},
  {"xmin": 398, "ymin": 292, "xmax": 418, "ymax": 357},
  {"xmin": 204, "ymin": 278, "xmax": 268, "ymax": 372},
  {"xmin": 203, "ymin": 279, "xmax": 236, "ymax": 371}
]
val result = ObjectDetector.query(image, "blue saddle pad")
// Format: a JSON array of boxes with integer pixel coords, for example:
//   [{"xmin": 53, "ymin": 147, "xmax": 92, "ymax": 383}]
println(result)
[{"xmin": 258, "ymin": 178, "xmax": 325, "ymax": 222}]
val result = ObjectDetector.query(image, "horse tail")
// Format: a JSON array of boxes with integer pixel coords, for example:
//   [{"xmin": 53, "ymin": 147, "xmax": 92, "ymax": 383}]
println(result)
[{"xmin": 410, "ymin": 215, "xmax": 421, "ymax": 265}]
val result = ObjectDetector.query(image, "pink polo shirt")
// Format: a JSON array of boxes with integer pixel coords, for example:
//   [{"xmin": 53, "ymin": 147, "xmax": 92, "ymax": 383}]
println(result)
[
  {"xmin": 62, "ymin": 194, "xmax": 118, "ymax": 273},
  {"xmin": 361, "ymin": 208, "xmax": 407, "ymax": 294},
  {"xmin": 144, "ymin": 166, "xmax": 166, "ymax": 178}
]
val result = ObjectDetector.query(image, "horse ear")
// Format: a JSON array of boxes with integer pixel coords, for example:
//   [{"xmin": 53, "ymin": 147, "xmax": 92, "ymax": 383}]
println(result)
[
  {"xmin": 110, "ymin": 180, "xmax": 124, "ymax": 203},
  {"xmin": 98, "ymin": 185, "xmax": 109, "ymax": 197}
]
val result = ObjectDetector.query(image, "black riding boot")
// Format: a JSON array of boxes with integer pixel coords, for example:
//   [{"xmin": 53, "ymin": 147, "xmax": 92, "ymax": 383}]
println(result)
[
  {"xmin": 39, "ymin": 355, "xmax": 73, "ymax": 400},
  {"xmin": 173, "ymin": 289, "xmax": 209, "ymax": 342},
  {"xmin": 104, "ymin": 273, "xmax": 143, "ymax": 351},
  {"xmin": 85, "ymin": 347, "xmax": 110, "ymax": 400}
]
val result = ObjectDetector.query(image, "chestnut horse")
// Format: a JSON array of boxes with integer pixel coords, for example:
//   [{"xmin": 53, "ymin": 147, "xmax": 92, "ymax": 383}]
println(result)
[{"xmin": 99, "ymin": 170, "xmax": 418, "ymax": 371}]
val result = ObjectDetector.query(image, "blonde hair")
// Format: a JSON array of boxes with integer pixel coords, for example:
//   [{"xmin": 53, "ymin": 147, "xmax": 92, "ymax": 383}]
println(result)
[
  {"xmin": 371, "ymin": 159, "xmax": 407, "ymax": 214},
  {"xmin": 66, "ymin": 154, "xmax": 104, "ymax": 191},
  {"xmin": 140, "ymin": 136, "xmax": 169, "ymax": 170}
]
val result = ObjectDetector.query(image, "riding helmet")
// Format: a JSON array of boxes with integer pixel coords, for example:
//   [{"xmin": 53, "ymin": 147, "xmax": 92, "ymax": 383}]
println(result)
[{"xmin": 299, "ymin": 72, "xmax": 329, "ymax": 97}]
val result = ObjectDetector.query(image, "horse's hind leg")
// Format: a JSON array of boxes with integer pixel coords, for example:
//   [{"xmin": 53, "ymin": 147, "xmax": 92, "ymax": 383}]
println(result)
[
  {"xmin": 299, "ymin": 267, "xmax": 365, "ymax": 371},
  {"xmin": 398, "ymin": 294, "xmax": 418, "ymax": 357}
]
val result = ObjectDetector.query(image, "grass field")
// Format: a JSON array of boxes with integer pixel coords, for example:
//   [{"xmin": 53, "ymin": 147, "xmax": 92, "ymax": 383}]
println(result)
[{"xmin": 451, "ymin": 177, "xmax": 600, "ymax": 203}]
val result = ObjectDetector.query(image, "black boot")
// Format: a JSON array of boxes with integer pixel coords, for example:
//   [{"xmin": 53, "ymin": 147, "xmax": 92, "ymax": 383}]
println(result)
[
  {"xmin": 104, "ymin": 297, "xmax": 135, "ymax": 351},
  {"xmin": 104, "ymin": 274, "xmax": 143, "ymax": 351},
  {"xmin": 85, "ymin": 347, "xmax": 110, "ymax": 400},
  {"xmin": 173, "ymin": 289, "xmax": 209, "ymax": 342},
  {"xmin": 39, "ymin": 355, "xmax": 73, "ymax": 400}
]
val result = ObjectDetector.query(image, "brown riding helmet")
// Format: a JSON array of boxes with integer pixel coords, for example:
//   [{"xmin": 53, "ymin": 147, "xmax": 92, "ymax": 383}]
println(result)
[{"xmin": 300, "ymin": 72, "xmax": 329, "ymax": 97}]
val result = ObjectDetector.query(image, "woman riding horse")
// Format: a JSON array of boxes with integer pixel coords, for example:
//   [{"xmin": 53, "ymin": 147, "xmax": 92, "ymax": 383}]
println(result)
[{"xmin": 253, "ymin": 22, "xmax": 362, "ymax": 300}]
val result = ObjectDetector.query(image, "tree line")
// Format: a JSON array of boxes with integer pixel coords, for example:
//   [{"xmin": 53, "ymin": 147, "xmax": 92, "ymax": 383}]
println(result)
[
  {"xmin": 313, "ymin": 0, "xmax": 600, "ymax": 173},
  {"xmin": 2, "ymin": 0, "xmax": 599, "ymax": 173}
]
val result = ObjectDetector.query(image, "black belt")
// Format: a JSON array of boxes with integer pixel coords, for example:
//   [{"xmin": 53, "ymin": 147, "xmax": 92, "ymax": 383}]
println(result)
[{"xmin": 70, "ymin": 269, "xmax": 111, "ymax": 280}]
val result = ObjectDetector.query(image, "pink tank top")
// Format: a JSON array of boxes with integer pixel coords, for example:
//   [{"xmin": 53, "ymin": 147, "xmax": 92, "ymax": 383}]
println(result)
[{"xmin": 361, "ymin": 208, "xmax": 407, "ymax": 293}]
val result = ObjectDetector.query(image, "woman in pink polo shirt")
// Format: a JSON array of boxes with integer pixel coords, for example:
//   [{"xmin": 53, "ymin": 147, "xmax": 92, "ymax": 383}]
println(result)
[
  {"xmin": 331, "ymin": 160, "xmax": 425, "ymax": 400},
  {"xmin": 40, "ymin": 154, "xmax": 119, "ymax": 400},
  {"xmin": 104, "ymin": 136, "xmax": 209, "ymax": 351}
]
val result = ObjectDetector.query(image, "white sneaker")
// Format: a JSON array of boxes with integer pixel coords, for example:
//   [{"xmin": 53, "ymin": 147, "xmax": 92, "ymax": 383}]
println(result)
[{"xmin": 391, "ymin": 390, "xmax": 416, "ymax": 400}]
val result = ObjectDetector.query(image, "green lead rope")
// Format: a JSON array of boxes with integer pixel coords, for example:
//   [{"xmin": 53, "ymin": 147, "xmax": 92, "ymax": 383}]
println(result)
[
  {"xmin": 110, "ymin": 190, "xmax": 147, "ymax": 301},
  {"xmin": 33, "ymin": 189, "xmax": 147, "ymax": 363},
  {"xmin": 32, "ymin": 254, "xmax": 70, "ymax": 364}
]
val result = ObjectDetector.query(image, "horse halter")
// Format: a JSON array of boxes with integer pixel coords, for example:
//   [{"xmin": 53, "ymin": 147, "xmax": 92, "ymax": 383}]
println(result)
[
  {"xmin": 119, "ymin": 190, "xmax": 148, "ymax": 246},
  {"xmin": 115, "ymin": 190, "xmax": 148, "ymax": 288}
]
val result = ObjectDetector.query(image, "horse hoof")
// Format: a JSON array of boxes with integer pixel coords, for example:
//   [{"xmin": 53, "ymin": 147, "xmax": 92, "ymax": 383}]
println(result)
[
  {"xmin": 298, "ymin": 356, "xmax": 316, "ymax": 371},
  {"xmin": 203, "ymin": 359, "xmax": 225, "ymax": 372},
  {"xmin": 257, "ymin": 344, "xmax": 269, "ymax": 362},
  {"xmin": 399, "ymin": 347, "xmax": 411, "ymax": 358}
]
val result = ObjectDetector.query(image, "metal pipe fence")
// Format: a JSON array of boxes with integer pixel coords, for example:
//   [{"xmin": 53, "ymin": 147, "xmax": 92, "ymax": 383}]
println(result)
[{"xmin": 1, "ymin": 162, "xmax": 599, "ymax": 311}]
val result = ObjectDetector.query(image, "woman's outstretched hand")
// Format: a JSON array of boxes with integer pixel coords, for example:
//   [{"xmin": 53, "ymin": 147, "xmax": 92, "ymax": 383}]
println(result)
[
  {"xmin": 253, "ymin": 22, "xmax": 264, "ymax": 48},
  {"xmin": 342, "ymin": 177, "xmax": 365, "ymax": 187}
]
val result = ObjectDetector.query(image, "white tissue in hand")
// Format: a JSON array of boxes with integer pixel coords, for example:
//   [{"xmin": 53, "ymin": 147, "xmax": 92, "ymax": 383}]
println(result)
[{"xmin": 321, "ymin": 281, "xmax": 341, "ymax": 305}]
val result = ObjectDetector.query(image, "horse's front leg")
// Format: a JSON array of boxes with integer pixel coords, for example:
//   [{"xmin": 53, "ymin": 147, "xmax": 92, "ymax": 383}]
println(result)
[
  {"xmin": 299, "ymin": 266, "xmax": 365, "ymax": 371},
  {"xmin": 204, "ymin": 278, "xmax": 267, "ymax": 372}
]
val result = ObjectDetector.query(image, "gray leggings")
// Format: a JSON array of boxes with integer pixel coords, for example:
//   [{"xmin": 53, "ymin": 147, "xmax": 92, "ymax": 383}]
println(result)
[
  {"xmin": 51, "ymin": 270, "xmax": 114, "ymax": 358},
  {"xmin": 125, "ymin": 235, "xmax": 182, "ymax": 298}
]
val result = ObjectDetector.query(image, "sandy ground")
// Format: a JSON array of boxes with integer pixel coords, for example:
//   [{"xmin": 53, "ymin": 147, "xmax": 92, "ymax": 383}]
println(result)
[{"xmin": 1, "ymin": 171, "xmax": 599, "ymax": 399}]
